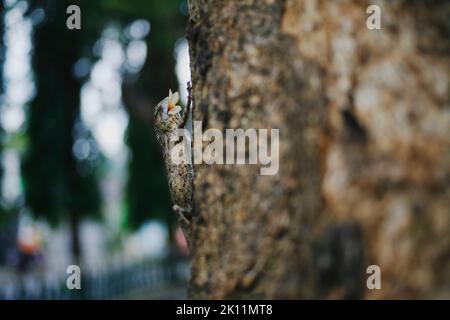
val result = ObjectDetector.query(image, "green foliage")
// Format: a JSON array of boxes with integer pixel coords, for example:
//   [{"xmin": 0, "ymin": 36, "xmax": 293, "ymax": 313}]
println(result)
[
  {"xmin": 125, "ymin": 112, "xmax": 172, "ymax": 229},
  {"xmin": 22, "ymin": 0, "xmax": 101, "ymax": 225},
  {"xmin": 21, "ymin": 0, "xmax": 187, "ymax": 233},
  {"xmin": 86, "ymin": 0, "xmax": 187, "ymax": 231}
]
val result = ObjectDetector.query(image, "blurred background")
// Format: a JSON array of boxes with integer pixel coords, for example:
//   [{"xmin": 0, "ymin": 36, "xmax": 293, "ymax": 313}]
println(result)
[{"xmin": 0, "ymin": 0, "xmax": 191, "ymax": 299}]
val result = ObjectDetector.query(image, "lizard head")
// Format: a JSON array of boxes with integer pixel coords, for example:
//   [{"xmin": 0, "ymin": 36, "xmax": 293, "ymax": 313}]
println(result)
[{"xmin": 154, "ymin": 89, "xmax": 183, "ymax": 132}]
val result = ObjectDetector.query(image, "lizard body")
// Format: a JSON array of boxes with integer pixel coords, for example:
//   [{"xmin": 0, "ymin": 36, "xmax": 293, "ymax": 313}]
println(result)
[{"xmin": 154, "ymin": 85, "xmax": 194, "ymax": 247}]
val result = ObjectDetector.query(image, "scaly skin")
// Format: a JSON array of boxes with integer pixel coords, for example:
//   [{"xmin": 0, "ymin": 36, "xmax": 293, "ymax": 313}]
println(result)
[{"xmin": 154, "ymin": 87, "xmax": 194, "ymax": 248}]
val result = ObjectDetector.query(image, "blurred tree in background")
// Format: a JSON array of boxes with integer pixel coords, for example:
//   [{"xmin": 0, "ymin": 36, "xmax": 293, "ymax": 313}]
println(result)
[
  {"xmin": 15, "ymin": 0, "xmax": 187, "ymax": 263},
  {"xmin": 23, "ymin": 0, "xmax": 103, "ymax": 263},
  {"xmin": 101, "ymin": 0, "xmax": 186, "ymax": 233},
  {"xmin": 85, "ymin": 0, "xmax": 187, "ymax": 234}
]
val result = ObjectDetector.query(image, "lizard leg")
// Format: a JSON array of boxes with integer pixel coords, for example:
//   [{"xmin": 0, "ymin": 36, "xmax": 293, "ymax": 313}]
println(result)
[
  {"xmin": 173, "ymin": 204, "xmax": 191, "ymax": 226},
  {"xmin": 173, "ymin": 204, "xmax": 192, "ymax": 249}
]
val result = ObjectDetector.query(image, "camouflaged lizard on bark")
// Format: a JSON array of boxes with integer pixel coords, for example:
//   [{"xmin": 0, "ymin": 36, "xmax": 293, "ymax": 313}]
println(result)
[{"xmin": 154, "ymin": 84, "xmax": 194, "ymax": 248}]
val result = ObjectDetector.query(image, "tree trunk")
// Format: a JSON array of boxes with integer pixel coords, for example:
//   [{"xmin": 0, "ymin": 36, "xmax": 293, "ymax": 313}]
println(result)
[{"xmin": 186, "ymin": 0, "xmax": 450, "ymax": 299}]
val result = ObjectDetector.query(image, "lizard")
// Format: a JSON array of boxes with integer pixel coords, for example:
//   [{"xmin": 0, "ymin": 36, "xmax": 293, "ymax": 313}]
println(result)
[{"xmin": 154, "ymin": 82, "xmax": 194, "ymax": 248}]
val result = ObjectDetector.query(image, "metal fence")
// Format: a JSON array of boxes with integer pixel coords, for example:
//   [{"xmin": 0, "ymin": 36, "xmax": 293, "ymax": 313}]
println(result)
[{"xmin": 0, "ymin": 256, "xmax": 190, "ymax": 300}]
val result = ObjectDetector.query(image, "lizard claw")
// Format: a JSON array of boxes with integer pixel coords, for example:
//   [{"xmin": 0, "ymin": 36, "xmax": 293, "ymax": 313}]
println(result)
[{"xmin": 173, "ymin": 204, "xmax": 191, "ymax": 227}]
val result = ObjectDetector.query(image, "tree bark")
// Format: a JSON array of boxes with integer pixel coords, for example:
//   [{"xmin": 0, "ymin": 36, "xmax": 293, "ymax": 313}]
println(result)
[{"xmin": 187, "ymin": 0, "xmax": 450, "ymax": 299}]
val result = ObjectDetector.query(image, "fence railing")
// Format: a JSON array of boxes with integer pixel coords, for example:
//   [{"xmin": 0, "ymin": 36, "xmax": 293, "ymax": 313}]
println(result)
[{"xmin": 0, "ymin": 256, "xmax": 190, "ymax": 300}]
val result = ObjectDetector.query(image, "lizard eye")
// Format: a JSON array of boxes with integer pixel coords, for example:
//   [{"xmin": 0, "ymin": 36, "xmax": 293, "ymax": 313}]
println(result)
[
  {"xmin": 168, "ymin": 105, "xmax": 182, "ymax": 115},
  {"xmin": 156, "ymin": 98, "xmax": 169, "ymax": 121}
]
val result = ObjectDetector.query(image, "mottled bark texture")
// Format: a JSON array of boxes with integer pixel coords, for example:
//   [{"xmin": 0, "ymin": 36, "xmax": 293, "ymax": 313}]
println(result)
[{"xmin": 186, "ymin": 0, "xmax": 450, "ymax": 299}]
